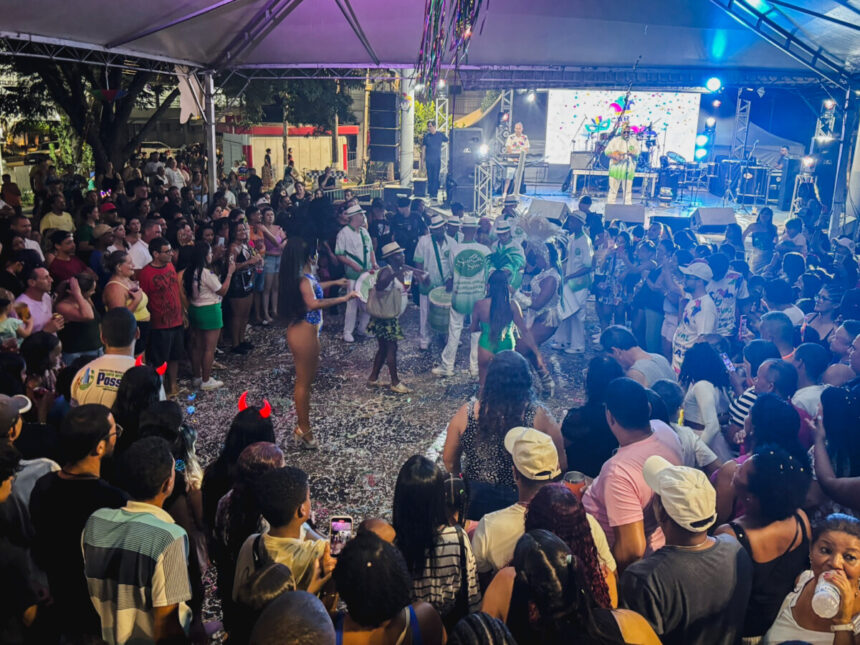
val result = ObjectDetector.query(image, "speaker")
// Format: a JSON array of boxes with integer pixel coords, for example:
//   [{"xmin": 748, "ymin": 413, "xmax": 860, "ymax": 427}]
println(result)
[
  {"xmin": 383, "ymin": 184, "xmax": 411, "ymax": 210},
  {"xmin": 369, "ymin": 91, "xmax": 398, "ymax": 112},
  {"xmin": 449, "ymin": 128, "xmax": 483, "ymax": 185},
  {"xmin": 369, "ymin": 127, "xmax": 399, "ymax": 146},
  {"xmin": 448, "ymin": 183, "xmax": 476, "ymax": 212},
  {"xmin": 604, "ymin": 204, "xmax": 645, "ymax": 224},
  {"xmin": 369, "ymin": 111, "xmax": 398, "ymax": 129},
  {"xmin": 369, "ymin": 145, "xmax": 398, "ymax": 163},
  {"xmin": 777, "ymin": 157, "xmax": 801, "ymax": 211},
  {"xmin": 690, "ymin": 207, "xmax": 737, "ymax": 232},
  {"xmin": 569, "ymin": 151, "xmax": 594, "ymax": 171},
  {"xmin": 413, "ymin": 178, "xmax": 427, "ymax": 197},
  {"xmin": 814, "ymin": 139, "xmax": 839, "ymax": 205},
  {"xmin": 526, "ymin": 199, "xmax": 571, "ymax": 225}
]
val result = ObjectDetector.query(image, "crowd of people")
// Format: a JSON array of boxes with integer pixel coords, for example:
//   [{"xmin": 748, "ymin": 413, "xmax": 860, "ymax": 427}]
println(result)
[{"xmin": 0, "ymin": 134, "xmax": 860, "ymax": 645}]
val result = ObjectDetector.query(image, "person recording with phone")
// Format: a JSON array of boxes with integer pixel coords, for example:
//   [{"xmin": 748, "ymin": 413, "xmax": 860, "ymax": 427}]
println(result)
[{"xmin": 604, "ymin": 124, "xmax": 640, "ymax": 205}]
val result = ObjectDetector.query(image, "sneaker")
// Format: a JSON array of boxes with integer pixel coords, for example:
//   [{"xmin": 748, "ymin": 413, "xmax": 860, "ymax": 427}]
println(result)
[
  {"xmin": 564, "ymin": 347, "xmax": 585, "ymax": 355},
  {"xmin": 431, "ymin": 366, "xmax": 454, "ymax": 377},
  {"xmin": 390, "ymin": 382, "xmax": 412, "ymax": 394},
  {"xmin": 343, "ymin": 333, "xmax": 355, "ymax": 343},
  {"xmin": 419, "ymin": 341, "xmax": 430, "ymax": 350},
  {"xmin": 200, "ymin": 378, "xmax": 224, "ymax": 391},
  {"xmin": 191, "ymin": 378, "xmax": 202, "ymax": 390},
  {"xmin": 239, "ymin": 341, "xmax": 254, "ymax": 350},
  {"xmin": 549, "ymin": 341, "xmax": 565, "ymax": 350}
]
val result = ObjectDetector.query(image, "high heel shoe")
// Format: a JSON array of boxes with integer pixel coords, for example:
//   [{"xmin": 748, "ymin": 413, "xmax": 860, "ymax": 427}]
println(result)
[{"xmin": 294, "ymin": 427, "xmax": 319, "ymax": 450}]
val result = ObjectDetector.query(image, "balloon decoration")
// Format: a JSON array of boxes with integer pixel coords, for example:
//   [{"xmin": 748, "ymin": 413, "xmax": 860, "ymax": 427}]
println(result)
[
  {"xmin": 584, "ymin": 116, "xmax": 611, "ymax": 134},
  {"xmin": 415, "ymin": 0, "xmax": 487, "ymax": 99}
]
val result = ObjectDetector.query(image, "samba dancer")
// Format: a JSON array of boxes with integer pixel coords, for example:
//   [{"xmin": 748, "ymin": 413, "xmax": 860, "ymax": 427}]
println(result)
[{"xmin": 604, "ymin": 124, "xmax": 641, "ymax": 205}]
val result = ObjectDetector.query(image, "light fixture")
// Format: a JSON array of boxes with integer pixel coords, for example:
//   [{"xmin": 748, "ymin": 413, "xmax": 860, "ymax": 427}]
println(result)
[
  {"xmin": 463, "ymin": 24, "xmax": 472, "ymax": 38},
  {"xmin": 437, "ymin": 79, "xmax": 446, "ymax": 88},
  {"xmin": 756, "ymin": 87, "xmax": 766, "ymax": 98},
  {"xmin": 478, "ymin": 143, "xmax": 489, "ymax": 156},
  {"xmin": 802, "ymin": 156, "xmax": 815, "ymax": 168},
  {"xmin": 705, "ymin": 117, "xmax": 717, "ymax": 127},
  {"xmin": 694, "ymin": 148, "xmax": 709, "ymax": 160},
  {"xmin": 706, "ymin": 77, "xmax": 722, "ymax": 92},
  {"xmin": 696, "ymin": 134, "xmax": 710, "ymax": 147},
  {"xmin": 414, "ymin": 83, "xmax": 425, "ymax": 92},
  {"xmin": 824, "ymin": 99, "xmax": 836, "ymax": 110},
  {"xmin": 712, "ymin": 99, "xmax": 721, "ymax": 108},
  {"xmin": 526, "ymin": 91, "xmax": 536, "ymax": 103}
]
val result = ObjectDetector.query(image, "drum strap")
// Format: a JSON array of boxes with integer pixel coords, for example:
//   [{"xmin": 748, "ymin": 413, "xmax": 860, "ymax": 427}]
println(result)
[
  {"xmin": 432, "ymin": 239, "xmax": 445, "ymax": 282},
  {"xmin": 343, "ymin": 229, "xmax": 370, "ymax": 270}
]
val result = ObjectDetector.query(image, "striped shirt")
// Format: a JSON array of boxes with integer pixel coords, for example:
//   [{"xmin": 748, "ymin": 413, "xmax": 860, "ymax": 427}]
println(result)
[
  {"xmin": 729, "ymin": 387, "xmax": 758, "ymax": 428},
  {"xmin": 411, "ymin": 525, "xmax": 481, "ymax": 618},
  {"xmin": 82, "ymin": 501, "xmax": 192, "ymax": 645}
]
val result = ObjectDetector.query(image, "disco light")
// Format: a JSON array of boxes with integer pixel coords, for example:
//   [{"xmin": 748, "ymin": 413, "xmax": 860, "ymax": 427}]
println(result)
[
  {"xmin": 694, "ymin": 148, "xmax": 709, "ymax": 160},
  {"xmin": 712, "ymin": 100, "xmax": 721, "ymax": 108},
  {"xmin": 526, "ymin": 92, "xmax": 536, "ymax": 103},
  {"xmin": 705, "ymin": 117, "xmax": 717, "ymax": 127}
]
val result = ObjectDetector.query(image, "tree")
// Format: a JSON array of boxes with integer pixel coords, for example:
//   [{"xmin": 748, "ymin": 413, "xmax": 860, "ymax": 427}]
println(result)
[{"xmin": 0, "ymin": 59, "xmax": 178, "ymax": 173}]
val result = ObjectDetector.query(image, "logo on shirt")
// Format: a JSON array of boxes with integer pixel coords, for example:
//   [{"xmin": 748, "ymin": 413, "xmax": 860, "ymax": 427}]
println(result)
[
  {"xmin": 78, "ymin": 367, "xmax": 94, "ymax": 391},
  {"xmin": 454, "ymin": 249, "xmax": 486, "ymax": 278}
]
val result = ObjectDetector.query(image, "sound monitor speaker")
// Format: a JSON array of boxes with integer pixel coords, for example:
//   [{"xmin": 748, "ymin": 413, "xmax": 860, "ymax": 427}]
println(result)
[
  {"xmin": 604, "ymin": 204, "xmax": 645, "ymax": 225},
  {"xmin": 776, "ymin": 158, "xmax": 801, "ymax": 211},
  {"xmin": 814, "ymin": 139, "xmax": 839, "ymax": 206},
  {"xmin": 690, "ymin": 207, "xmax": 737, "ymax": 232},
  {"xmin": 369, "ymin": 144, "xmax": 398, "ymax": 163},
  {"xmin": 569, "ymin": 151, "xmax": 594, "ymax": 171},
  {"xmin": 448, "ymin": 183, "xmax": 476, "ymax": 212},
  {"xmin": 526, "ymin": 199, "xmax": 571, "ymax": 225},
  {"xmin": 369, "ymin": 111, "xmax": 398, "ymax": 129},
  {"xmin": 412, "ymin": 178, "xmax": 427, "ymax": 197},
  {"xmin": 383, "ymin": 184, "xmax": 411, "ymax": 210},
  {"xmin": 449, "ymin": 127, "xmax": 484, "ymax": 185},
  {"xmin": 369, "ymin": 91, "xmax": 398, "ymax": 112}
]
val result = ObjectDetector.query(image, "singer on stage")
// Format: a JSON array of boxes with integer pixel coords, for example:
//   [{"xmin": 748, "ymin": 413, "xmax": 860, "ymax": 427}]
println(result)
[{"xmin": 604, "ymin": 124, "xmax": 640, "ymax": 205}]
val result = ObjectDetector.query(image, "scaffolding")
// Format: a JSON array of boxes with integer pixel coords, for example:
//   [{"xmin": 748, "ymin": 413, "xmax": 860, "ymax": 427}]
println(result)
[
  {"xmin": 434, "ymin": 95, "xmax": 449, "ymax": 183},
  {"xmin": 494, "ymin": 90, "xmax": 514, "ymax": 156},
  {"xmin": 474, "ymin": 162, "xmax": 493, "ymax": 218},
  {"xmin": 730, "ymin": 90, "xmax": 751, "ymax": 160}
]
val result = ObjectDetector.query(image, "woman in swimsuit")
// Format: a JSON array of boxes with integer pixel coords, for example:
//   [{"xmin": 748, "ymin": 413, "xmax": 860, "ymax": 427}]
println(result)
[
  {"xmin": 471, "ymin": 270, "xmax": 545, "ymax": 390},
  {"xmin": 279, "ymin": 237, "xmax": 357, "ymax": 449}
]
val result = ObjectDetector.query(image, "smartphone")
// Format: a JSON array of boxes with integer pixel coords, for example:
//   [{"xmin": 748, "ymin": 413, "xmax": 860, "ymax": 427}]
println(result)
[
  {"xmin": 720, "ymin": 352, "xmax": 736, "ymax": 373},
  {"xmin": 329, "ymin": 516, "xmax": 353, "ymax": 556}
]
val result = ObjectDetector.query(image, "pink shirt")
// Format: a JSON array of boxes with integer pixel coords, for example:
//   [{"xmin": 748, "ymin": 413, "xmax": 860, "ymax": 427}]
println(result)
[{"xmin": 582, "ymin": 420, "xmax": 683, "ymax": 555}]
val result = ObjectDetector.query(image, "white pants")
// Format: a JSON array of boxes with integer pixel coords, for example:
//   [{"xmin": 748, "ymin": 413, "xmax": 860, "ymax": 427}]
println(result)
[
  {"xmin": 607, "ymin": 175, "xmax": 634, "ymax": 205},
  {"xmin": 554, "ymin": 307, "xmax": 586, "ymax": 352},
  {"xmin": 343, "ymin": 278, "xmax": 369, "ymax": 338},
  {"xmin": 440, "ymin": 308, "xmax": 479, "ymax": 373},
  {"xmin": 419, "ymin": 293, "xmax": 431, "ymax": 348}
]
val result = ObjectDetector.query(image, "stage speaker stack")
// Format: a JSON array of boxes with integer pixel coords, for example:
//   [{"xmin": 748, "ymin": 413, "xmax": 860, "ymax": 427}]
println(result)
[
  {"xmin": 383, "ymin": 185, "xmax": 411, "ymax": 211},
  {"xmin": 369, "ymin": 91, "xmax": 400, "ymax": 163},
  {"xmin": 690, "ymin": 207, "xmax": 737, "ymax": 233},
  {"xmin": 526, "ymin": 199, "xmax": 571, "ymax": 226},
  {"xmin": 814, "ymin": 139, "xmax": 840, "ymax": 206},
  {"xmin": 777, "ymin": 158, "xmax": 801, "ymax": 212},
  {"xmin": 447, "ymin": 127, "xmax": 483, "ymax": 211},
  {"xmin": 604, "ymin": 204, "xmax": 646, "ymax": 225}
]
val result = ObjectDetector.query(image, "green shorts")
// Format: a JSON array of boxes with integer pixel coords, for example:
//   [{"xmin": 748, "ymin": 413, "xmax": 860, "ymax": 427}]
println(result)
[{"xmin": 189, "ymin": 303, "xmax": 223, "ymax": 330}]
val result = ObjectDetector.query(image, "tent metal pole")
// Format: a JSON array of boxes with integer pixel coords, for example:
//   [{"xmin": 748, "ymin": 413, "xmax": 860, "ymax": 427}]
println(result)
[
  {"xmin": 204, "ymin": 71, "xmax": 218, "ymax": 201},
  {"xmin": 400, "ymin": 70, "xmax": 415, "ymax": 188},
  {"xmin": 829, "ymin": 86, "xmax": 859, "ymax": 237}
]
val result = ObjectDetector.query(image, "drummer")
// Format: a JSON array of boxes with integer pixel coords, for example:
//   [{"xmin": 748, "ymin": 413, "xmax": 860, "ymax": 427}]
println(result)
[
  {"xmin": 335, "ymin": 203, "xmax": 378, "ymax": 343},
  {"xmin": 414, "ymin": 214, "xmax": 454, "ymax": 350}
]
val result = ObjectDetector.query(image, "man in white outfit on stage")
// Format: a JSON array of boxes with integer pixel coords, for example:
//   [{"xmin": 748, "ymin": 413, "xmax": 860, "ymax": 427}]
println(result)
[{"xmin": 604, "ymin": 125, "xmax": 641, "ymax": 205}]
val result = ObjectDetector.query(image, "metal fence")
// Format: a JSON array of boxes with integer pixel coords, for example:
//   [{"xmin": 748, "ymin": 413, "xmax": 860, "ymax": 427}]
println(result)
[{"xmin": 322, "ymin": 184, "xmax": 384, "ymax": 202}]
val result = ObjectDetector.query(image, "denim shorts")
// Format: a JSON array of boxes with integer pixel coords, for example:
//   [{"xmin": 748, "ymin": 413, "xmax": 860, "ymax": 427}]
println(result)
[
  {"xmin": 264, "ymin": 254, "xmax": 281, "ymax": 275},
  {"xmin": 254, "ymin": 270, "xmax": 265, "ymax": 292}
]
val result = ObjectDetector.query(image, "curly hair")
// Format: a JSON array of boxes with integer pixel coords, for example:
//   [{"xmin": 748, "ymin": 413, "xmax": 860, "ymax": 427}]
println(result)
[
  {"xmin": 678, "ymin": 342, "xmax": 731, "ymax": 389},
  {"xmin": 479, "ymin": 351, "xmax": 534, "ymax": 441},
  {"xmin": 525, "ymin": 484, "xmax": 611, "ymax": 608}
]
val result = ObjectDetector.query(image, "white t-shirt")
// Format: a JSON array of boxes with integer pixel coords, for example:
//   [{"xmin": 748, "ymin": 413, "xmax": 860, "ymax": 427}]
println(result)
[
  {"xmin": 128, "ymin": 239, "xmax": 153, "ymax": 270},
  {"xmin": 190, "ymin": 268, "xmax": 223, "ymax": 307},
  {"xmin": 780, "ymin": 304, "xmax": 806, "ymax": 327},
  {"xmin": 669, "ymin": 421, "xmax": 719, "ymax": 469},
  {"xmin": 23, "ymin": 238, "xmax": 45, "ymax": 261},
  {"xmin": 15, "ymin": 292, "xmax": 53, "ymax": 333},
  {"xmin": 672, "ymin": 294, "xmax": 717, "ymax": 371},
  {"xmin": 164, "ymin": 167, "xmax": 186, "ymax": 188},
  {"xmin": 707, "ymin": 271, "xmax": 749, "ymax": 337},
  {"xmin": 470, "ymin": 501, "xmax": 616, "ymax": 575},
  {"xmin": 792, "ymin": 384, "xmax": 826, "ymax": 418}
]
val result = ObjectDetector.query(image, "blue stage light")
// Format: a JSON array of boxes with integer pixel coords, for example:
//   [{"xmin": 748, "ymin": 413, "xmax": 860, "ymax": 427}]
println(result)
[
  {"xmin": 694, "ymin": 148, "xmax": 709, "ymax": 160},
  {"xmin": 696, "ymin": 134, "xmax": 710, "ymax": 147},
  {"xmin": 706, "ymin": 77, "xmax": 722, "ymax": 92}
]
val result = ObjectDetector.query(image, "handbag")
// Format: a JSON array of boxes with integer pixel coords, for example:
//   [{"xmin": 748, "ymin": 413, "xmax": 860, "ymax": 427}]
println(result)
[{"xmin": 366, "ymin": 284, "xmax": 403, "ymax": 319}]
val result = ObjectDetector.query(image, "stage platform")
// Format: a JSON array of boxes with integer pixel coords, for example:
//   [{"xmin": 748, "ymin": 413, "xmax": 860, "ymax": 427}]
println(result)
[{"xmin": 429, "ymin": 182, "xmax": 791, "ymax": 233}]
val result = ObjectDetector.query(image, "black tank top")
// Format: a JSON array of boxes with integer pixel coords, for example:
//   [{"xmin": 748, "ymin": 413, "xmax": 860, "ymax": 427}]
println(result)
[{"xmin": 729, "ymin": 511, "xmax": 811, "ymax": 637}]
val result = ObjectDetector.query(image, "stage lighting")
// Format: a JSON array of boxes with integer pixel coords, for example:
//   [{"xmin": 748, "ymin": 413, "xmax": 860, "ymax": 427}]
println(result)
[
  {"xmin": 712, "ymin": 100, "xmax": 721, "ymax": 108},
  {"xmin": 437, "ymin": 79, "xmax": 446, "ymax": 88},
  {"xmin": 802, "ymin": 156, "xmax": 815, "ymax": 168},
  {"xmin": 526, "ymin": 91, "xmax": 536, "ymax": 103},
  {"xmin": 414, "ymin": 83, "xmax": 425, "ymax": 92},
  {"xmin": 694, "ymin": 148, "xmax": 709, "ymax": 160},
  {"xmin": 824, "ymin": 99, "xmax": 836, "ymax": 110},
  {"xmin": 501, "ymin": 111, "xmax": 510, "ymax": 122},
  {"xmin": 705, "ymin": 117, "xmax": 717, "ymax": 127},
  {"xmin": 478, "ymin": 143, "xmax": 489, "ymax": 157},
  {"xmin": 696, "ymin": 134, "xmax": 710, "ymax": 147},
  {"xmin": 706, "ymin": 77, "xmax": 722, "ymax": 92}
]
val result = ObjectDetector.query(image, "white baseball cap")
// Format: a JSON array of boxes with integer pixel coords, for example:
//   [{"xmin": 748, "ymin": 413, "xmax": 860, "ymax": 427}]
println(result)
[
  {"xmin": 642, "ymin": 456, "xmax": 717, "ymax": 533},
  {"xmin": 503, "ymin": 427, "xmax": 561, "ymax": 481},
  {"xmin": 679, "ymin": 261, "xmax": 713, "ymax": 283}
]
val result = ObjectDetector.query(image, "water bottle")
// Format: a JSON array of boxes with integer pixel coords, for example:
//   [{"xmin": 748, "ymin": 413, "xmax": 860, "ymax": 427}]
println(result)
[{"xmin": 811, "ymin": 572, "xmax": 842, "ymax": 619}]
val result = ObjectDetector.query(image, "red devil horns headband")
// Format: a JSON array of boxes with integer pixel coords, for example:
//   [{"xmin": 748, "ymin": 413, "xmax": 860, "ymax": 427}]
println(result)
[
  {"xmin": 134, "ymin": 355, "xmax": 167, "ymax": 376},
  {"xmin": 238, "ymin": 391, "xmax": 272, "ymax": 419}
]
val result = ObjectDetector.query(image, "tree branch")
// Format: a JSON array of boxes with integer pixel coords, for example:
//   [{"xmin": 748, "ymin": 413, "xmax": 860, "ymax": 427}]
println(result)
[{"xmin": 122, "ymin": 86, "xmax": 179, "ymax": 157}]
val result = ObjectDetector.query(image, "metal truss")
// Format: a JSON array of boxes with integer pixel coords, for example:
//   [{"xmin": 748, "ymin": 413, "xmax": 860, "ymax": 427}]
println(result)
[
  {"xmin": 0, "ymin": 32, "xmax": 198, "ymax": 75},
  {"xmin": 494, "ymin": 90, "xmax": 513, "ymax": 156},
  {"xmin": 435, "ymin": 95, "xmax": 449, "ymax": 180},
  {"xmin": 730, "ymin": 91, "xmax": 751, "ymax": 160},
  {"xmin": 475, "ymin": 161, "xmax": 493, "ymax": 218},
  {"xmin": 709, "ymin": 0, "xmax": 853, "ymax": 90}
]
